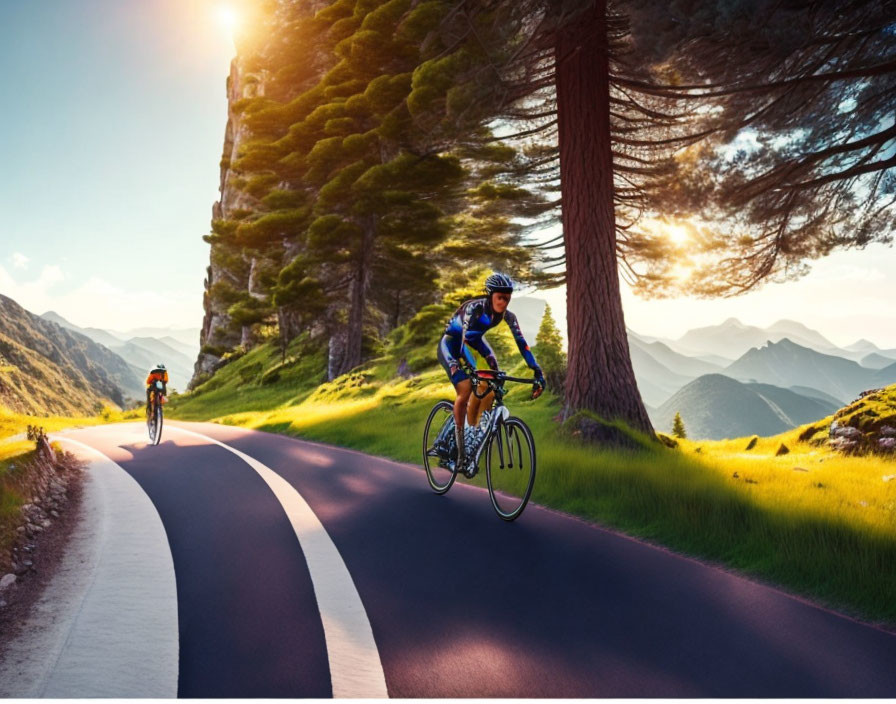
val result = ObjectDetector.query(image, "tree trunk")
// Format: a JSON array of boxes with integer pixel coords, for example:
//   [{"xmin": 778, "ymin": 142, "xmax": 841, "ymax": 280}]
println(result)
[
  {"xmin": 555, "ymin": 0, "xmax": 654, "ymax": 436},
  {"xmin": 277, "ymin": 305, "xmax": 302, "ymax": 359},
  {"xmin": 327, "ymin": 330, "xmax": 347, "ymax": 381},
  {"xmin": 339, "ymin": 218, "xmax": 375, "ymax": 376}
]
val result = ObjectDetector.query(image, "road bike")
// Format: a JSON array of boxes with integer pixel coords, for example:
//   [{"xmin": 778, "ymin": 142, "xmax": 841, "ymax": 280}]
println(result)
[
  {"xmin": 422, "ymin": 368, "xmax": 538, "ymax": 521},
  {"xmin": 147, "ymin": 380, "xmax": 165, "ymax": 445}
]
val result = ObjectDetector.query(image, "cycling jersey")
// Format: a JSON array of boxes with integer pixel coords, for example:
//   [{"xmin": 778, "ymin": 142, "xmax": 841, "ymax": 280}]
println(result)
[
  {"xmin": 146, "ymin": 370, "xmax": 169, "ymax": 386},
  {"xmin": 437, "ymin": 297, "xmax": 539, "ymax": 384}
]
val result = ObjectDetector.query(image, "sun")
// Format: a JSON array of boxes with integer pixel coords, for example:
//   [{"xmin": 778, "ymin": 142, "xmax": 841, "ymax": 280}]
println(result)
[
  {"xmin": 665, "ymin": 222, "xmax": 690, "ymax": 245},
  {"xmin": 215, "ymin": 5, "xmax": 240, "ymax": 37}
]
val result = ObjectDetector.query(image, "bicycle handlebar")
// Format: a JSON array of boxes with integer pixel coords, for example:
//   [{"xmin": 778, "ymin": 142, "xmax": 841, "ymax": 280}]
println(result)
[{"xmin": 470, "ymin": 369, "xmax": 537, "ymax": 385}]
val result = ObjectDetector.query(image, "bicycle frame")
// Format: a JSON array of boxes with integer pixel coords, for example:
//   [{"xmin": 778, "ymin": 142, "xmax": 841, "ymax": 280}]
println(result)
[{"xmin": 465, "ymin": 368, "xmax": 532, "ymax": 469}]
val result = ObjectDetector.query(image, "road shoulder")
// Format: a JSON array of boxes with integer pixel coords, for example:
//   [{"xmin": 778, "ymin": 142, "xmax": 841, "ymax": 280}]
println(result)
[{"xmin": 0, "ymin": 437, "xmax": 178, "ymax": 697}]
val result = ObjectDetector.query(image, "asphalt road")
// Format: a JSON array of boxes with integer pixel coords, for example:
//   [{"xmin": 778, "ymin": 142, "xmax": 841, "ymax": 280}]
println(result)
[{"xmin": 58, "ymin": 420, "xmax": 896, "ymax": 697}]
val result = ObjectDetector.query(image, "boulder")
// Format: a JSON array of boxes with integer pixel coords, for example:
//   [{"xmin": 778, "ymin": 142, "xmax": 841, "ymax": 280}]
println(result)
[{"xmin": 832, "ymin": 425, "xmax": 862, "ymax": 440}]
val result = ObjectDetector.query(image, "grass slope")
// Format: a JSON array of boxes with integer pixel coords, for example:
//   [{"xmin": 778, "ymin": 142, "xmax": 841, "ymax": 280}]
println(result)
[
  {"xmin": 169, "ymin": 336, "xmax": 896, "ymax": 627},
  {"xmin": 0, "ymin": 294, "xmax": 142, "ymax": 413}
]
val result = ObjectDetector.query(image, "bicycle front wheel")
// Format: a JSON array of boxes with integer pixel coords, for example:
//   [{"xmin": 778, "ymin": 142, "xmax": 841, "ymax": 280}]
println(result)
[
  {"xmin": 485, "ymin": 416, "xmax": 536, "ymax": 521},
  {"xmin": 422, "ymin": 400, "xmax": 457, "ymax": 494}
]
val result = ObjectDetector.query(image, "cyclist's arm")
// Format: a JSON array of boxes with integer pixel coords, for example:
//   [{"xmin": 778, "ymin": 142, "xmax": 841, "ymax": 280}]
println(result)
[
  {"xmin": 504, "ymin": 311, "xmax": 539, "ymax": 369},
  {"xmin": 467, "ymin": 335, "xmax": 498, "ymax": 370}
]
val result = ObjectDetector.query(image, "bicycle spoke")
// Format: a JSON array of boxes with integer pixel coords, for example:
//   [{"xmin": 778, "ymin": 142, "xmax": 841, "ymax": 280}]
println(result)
[
  {"xmin": 506, "ymin": 425, "xmax": 515, "ymax": 469},
  {"xmin": 486, "ymin": 417, "xmax": 536, "ymax": 521},
  {"xmin": 496, "ymin": 426, "xmax": 505, "ymax": 469},
  {"xmin": 423, "ymin": 401, "xmax": 458, "ymax": 494}
]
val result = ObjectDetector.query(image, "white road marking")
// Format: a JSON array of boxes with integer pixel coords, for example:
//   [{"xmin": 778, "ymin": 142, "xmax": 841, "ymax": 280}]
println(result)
[
  {"xmin": 6, "ymin": 435, "xmax": 180, "ymax": 697},
  {"xmin": 167, "ymin": 425, "xmax": 389, "ymax": 699}
]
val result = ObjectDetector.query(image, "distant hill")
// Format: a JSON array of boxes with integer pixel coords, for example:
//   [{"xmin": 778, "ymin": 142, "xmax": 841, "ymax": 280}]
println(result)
[
  {"xmin": 673, "ymin": 317, "xmax": 842, "ymax": 360},
  {"xmin": 764, "ymin": 319, "xmax": 840, "ymax": 354},
  {"xmin": 124, "ymin": 337, "xmax": 194, "ymax": 389},
  {"xmin": 745, "ymin": 382, "xmax": 840, "ymax": 428},
  {"xmin": 846, "ymin": 339, "xmax": 880, "ymax": 353},
  {"xmin": 1, "ymin": 294, "xmax": 142, "ymax": 414},
  {"xmin": 627, "ymin": 340, "xmax": 693, "ymax": 407},
  {"xmin": 722, "ymin": 338, "xmax": 876, "ymax": 403},
  {"xmin": 673, "ymin": 318, "xmax": 777, "ymax": 359},
  {"xmin": 874, "ymin": 362, "xmax": 896, "ymax": 388},
  {"xmin": 629, "ymin": 336, "xmax": 722, "ymax": 379},
  {"xmin": 651, "ymin": 374, "xmax": 840, "ymax": 440},
  {"xmin": 40, "ymin": 312, "xmax": 196, "ymax": 390},
  {"xmin": 788, "ymin": 385, "xmax": 845, "ymax": 407},
  {"xmin": 42, "ymin": 310, "xmax": 125, "ymax": 349},
  {"xmin": 862, "ymin": 352, "xmax": 896, "ymax": 370},
  {"xmin": 157, "ymin": 335, "xmax": 198, "ymax": 360},
  {"xmin": 657, "ymin": 317, "xmax": 896, "ymax": 364},
  {"xmin": 111, "ymin": 325, "xmax": 200, "ymax": 353}
]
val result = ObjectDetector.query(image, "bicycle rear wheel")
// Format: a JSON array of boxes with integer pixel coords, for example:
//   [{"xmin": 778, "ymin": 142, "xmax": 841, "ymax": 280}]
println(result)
[
  {"xmin": 153, "ymin": 405, "xmax": 164, "ymax": 445},
  {"xmin": 422, "ymin": 400, "xmax": 458, "ymax": 494},
  {"xmin": 147, "ymin": 407, "xmax": 156, "ymax": 444},
  {"xmin": 485, "ymin": 416, "xmax": 536, "ymax": 521}
]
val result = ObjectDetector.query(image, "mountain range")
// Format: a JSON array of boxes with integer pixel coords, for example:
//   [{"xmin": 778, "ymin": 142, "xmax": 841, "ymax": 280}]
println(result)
[
  {"xmin": 722, "ymin": 338, "xmax": 896, "ymax": 403},
  {"xmin": 4, "ymin": 289, "xmax": 895, "ymax": 441},
  {"xmin": 650, "ymin": 374, "xmax": 842, "ymax": 441},
  {"xmin": 628, "ymin": 320, "xmax": 896, "ymax": 409},
  {"xmin": 0, "ymin": 294, "xmax": 141, "ymax": 414},
  {"xmin": 40, "ymin": 311, "xmax": 198, "ymax": 391},
  {"xmin": 648, "ymin": 317, "xmax": 896, "ymax": 365}
]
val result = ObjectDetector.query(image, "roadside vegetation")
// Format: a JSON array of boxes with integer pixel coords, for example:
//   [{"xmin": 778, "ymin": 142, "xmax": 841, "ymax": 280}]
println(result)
[
  {"xmin": 169, "ymin": 304, "xmax": 896, "ymax": 628},
  {"xmin": 0, "ymin": 408, "xmax": 141, "ymax": 560}
]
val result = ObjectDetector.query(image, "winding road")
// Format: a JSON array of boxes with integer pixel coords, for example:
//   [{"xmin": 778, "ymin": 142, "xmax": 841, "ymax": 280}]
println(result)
[{"xmin": 9, "ymin": 420, "xmax": 896, "ymax": 697}]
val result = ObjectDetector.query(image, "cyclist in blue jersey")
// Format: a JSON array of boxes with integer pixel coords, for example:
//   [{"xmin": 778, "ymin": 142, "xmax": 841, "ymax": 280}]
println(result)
[{"xmin": 437, "ymin": 273, "xmax": 545, "ymax": 468}]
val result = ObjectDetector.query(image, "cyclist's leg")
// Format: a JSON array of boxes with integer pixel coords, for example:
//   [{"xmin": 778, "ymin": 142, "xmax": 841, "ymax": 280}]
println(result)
[
  {"xmin": 468, "ymin": 383, "xmax": 497, "ymax": 426},
  {"xmin": 456, "ymin": 343, "xmax": 476, "ymax": 425},
  {"xmin": 453, "ymin": 379, "xmax": 472, "ymax": 462},
  {"xmin": 437, "ymin": 337, "xmax": 471, "ymax": 460},
  {"xmin": 437, "ymin": 336, "xmax": 473, "ymax": 461}
]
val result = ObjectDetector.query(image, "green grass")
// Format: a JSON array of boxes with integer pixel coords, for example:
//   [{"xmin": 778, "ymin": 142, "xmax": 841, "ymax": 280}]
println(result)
[
  {"xmin": 169, "ymin": 342, "xmax": 896, "ymax": 627},
  {"xmin": 0, "ymin": 408, "xmax": 119, "ymax": 440},
  {"xmin": 0, "ymin": 406, "xmax": 144, "ymax": 561}
]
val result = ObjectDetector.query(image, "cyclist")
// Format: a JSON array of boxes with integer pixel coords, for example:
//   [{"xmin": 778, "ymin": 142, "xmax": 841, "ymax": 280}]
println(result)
[
  {"xmin": 436, "ymin": 273, "xmax": 545, "ymax": 470},
  {"xmin": 145, "ymin": 363, "xmax": 169, "ymax": 417}
]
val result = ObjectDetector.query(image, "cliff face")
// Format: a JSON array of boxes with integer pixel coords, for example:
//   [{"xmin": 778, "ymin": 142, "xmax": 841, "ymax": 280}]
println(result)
[
  {"xmin": 192, "ymin": 0, "xmax": 330, "ymax": 387},
  {"xmin": 193, "ymin": 56, "xmax": 267, "ymax": 384}
]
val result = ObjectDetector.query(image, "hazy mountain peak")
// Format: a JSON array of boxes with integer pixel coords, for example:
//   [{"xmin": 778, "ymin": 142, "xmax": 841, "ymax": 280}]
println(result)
[
  {"xmin": 770, "ymin": 337, "xmax": 800, "ymax": 348},
  {"xmin": 846, "ymin": 338, "xmax": 879, "ymax": 352},
  {"xmin": 41, "ymin": 310, "xmax": 73, "ymax": 327},
  {"xmin": 768, "ymin": 319, "xmax": 810, "ymax": 331}
]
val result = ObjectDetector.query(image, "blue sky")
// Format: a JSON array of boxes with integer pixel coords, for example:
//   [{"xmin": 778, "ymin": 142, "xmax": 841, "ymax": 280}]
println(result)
[
  {"xmin": 0, "ymin": 0, "xmax": 234, "ymax": 330},
  {"xmin": 1, "ymin": 1, "xmax": 895, "ymax": 347}
]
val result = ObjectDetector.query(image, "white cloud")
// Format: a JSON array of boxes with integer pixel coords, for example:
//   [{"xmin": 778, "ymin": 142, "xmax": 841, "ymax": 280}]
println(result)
[
  {"xmin": 0, "ymin": 263, "xmax": 202, "ymax": 330},
  {"xmin": 10, "ymin": 252, "xmax": 30, "ymax": 270},
  {"xmin": 0, "ymin": 263, "xmax": 66, "ymax": 313}
]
